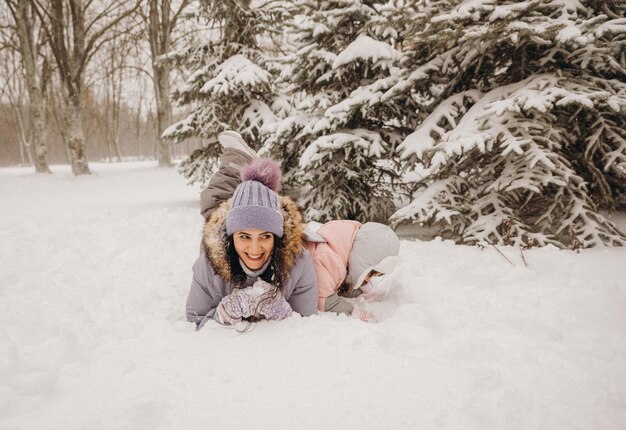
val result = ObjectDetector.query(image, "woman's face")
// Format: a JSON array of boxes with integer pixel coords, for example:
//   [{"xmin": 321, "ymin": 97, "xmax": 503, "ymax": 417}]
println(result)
[{"xmin": 233, "ymin": 229, "xmax": 275, "ymax": 270}]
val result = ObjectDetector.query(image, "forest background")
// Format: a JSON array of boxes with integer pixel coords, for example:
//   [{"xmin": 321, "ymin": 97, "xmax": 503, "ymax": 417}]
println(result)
[{"xmin": 1, "ymin": 0, "xmax": 625, "ymax": 249}]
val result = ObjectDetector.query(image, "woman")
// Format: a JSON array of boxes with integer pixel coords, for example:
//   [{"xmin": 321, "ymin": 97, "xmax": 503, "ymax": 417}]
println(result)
[{"xmin": 186, "ymin": 132, "xmax": 318, "ymax": 329}]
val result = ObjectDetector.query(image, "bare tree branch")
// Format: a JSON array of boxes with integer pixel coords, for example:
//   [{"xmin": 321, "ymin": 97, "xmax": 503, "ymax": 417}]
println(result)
[
  {"xmin": 170, "ymin": 0, "xmax": 191, "ymax": 30},
  {"xmin": 81, "ymin": 0, "xmax": 142, "ymax": 75}
]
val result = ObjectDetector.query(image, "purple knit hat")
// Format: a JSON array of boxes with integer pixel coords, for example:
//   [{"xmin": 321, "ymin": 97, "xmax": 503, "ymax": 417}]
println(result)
[{"xmin": 226, "ymin": 158, "xmax": 284, "ymax": 238}]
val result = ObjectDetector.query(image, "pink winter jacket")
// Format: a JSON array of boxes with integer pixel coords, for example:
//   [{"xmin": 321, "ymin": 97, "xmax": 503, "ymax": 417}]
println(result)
[{"xmin": 303, "ymin": 220, "xmax": 362, "ymax": 310}]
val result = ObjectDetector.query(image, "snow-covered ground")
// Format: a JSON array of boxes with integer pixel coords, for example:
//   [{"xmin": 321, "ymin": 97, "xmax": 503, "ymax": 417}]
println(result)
[{"xmin": 1, "ymin": 162, "xmax": 625, "ymax": 430}]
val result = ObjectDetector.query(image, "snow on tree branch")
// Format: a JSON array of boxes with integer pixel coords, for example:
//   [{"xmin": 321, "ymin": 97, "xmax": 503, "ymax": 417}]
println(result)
[
  {"xmin": 332, "ymin": 35, "xmax": 401, "ymax": 70},
  {"xmin": 199, "ymin": 54, "xmax": 271, "ymax": 96},
  {"xmin": 392, "ymin": 72, "xmax": 626, "ymax": 247}
]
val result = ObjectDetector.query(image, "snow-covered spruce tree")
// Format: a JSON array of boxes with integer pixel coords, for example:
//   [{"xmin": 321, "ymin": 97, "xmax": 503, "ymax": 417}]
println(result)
[
  {"xmin": 263, "ymin": 0, "xmax": 404, "ymax": 223},
  {"xmin": 162, "ymin": 1, "xmax": 285, "ymax": 186},
  {"xmin": 377, "ymin": 0, "xmax": 626, "ymax": 247}
]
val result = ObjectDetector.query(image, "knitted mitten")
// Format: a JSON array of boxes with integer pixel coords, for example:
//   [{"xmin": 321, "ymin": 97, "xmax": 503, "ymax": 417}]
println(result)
[
  {"xmin": 217, "ymin": 288, "xmax": 256, "ymax": 324},
  {"xmin": 257, "ymin": 289, "xmax": 293, "ymax": 320},
  {"xmin": 217, "ymin": 280, "xmax": 292, "ymax": 324}
]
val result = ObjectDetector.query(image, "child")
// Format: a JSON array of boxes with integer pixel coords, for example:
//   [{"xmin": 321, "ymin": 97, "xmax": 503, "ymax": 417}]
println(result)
[{"xmin": 303, "ymin": 220, "xmax": 400, "ymax": 320}]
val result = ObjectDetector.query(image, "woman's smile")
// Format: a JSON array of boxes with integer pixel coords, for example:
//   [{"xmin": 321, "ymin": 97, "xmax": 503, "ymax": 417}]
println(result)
[{"xmin": 233, "ymin": 229, "xmax": 275, "ymax": 270}]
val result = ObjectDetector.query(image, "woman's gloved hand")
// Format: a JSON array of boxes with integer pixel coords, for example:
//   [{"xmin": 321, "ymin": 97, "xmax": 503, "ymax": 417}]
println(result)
[
  {"xmin": 216, "ymin": 288, "xmax": 256, "ymax": 324},
  {"xmin": 216, "ymin": 280, "xmax": 292, "ymax": 324},
  {"xmin": 250, "ymin": 279, "xmax": 292, "ymax": 321},
  {"xmin": 257, "ymin": 289, "xmax": 293, "ymax": 320}
]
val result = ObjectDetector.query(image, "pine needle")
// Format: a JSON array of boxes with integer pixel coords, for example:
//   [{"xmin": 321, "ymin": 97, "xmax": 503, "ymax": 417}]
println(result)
[
  {"xmin": 491, "ymin": 244, "xmax": 515, "ymax": 266},
  {"xmin": 520, "ymin": 248, "xmax": 528, "ymax": 267}
]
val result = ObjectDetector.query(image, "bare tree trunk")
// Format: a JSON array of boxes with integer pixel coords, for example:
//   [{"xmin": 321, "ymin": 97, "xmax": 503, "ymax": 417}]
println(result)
[
  {"xmin": 146, "ymin": 0, "xmax": 190, "ymax": 167},
  {"xmin": 19, "ymin": 139, "xmax": 31, "ymax": 166},
  {"xmin": 64, "ymin": 96, "xmax": 91, "ymax": 175},
  {"xmin": 0, "ymin": 46, "xmax": 34, "ymax": 167},
  {"xmin": 135, "ymin": 89, "xmax": 143, "ymax": 138},
  {"xmin": 12, "ymin": 102, "xmax": 34, "ymax": 166},
  {"xmin": 113, "ymin": 137, "xmax": 122, "ymax": 161},
  {"xmin": 48, "ymin": 80, "xmax": 70, "ymax": 164},
  {"xmin": 48, "ymin": 0, "xmax": 90, "ymax": 175},
  {"xmin": 148, "ymin": 0, "xmax": 172, "ymax": 167},
  {"xmin": 111, "ymin": 61, "xmax": 123, "ymax": 161},
  {"xmin": 11, "ymin": 0, "xmax": 50, "ymax": 172},
  {"xmin": 146, "ymin": 109, "xmax": 157, "ymax": 159},
  {"xmin": 135, "ymin": 87, "xmax": 144, "ymax": 158},
  {"xmin": 30, "ymin": 97, "xmax": 49, "ymax": 172},
  {"xmin": 102, "ymin": 31, "xmax": 124, "ymax": 163},
  {"xmin": 155, "ymin": 66, "xmax": 172, "ymax": 166},
  {"xmin": 105, "ymin": 120, "xmax": 113, "ymax": 162},
  {"xmin": 103, "ymin": 83, "xmax": 112, "ymax": 162}
]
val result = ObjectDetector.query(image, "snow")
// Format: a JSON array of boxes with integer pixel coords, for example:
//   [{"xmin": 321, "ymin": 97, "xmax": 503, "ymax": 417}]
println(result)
[
  {"xmin": 594, "ymin": 18, "xmax": 626, "ymax": 38},
  {"xmin": 1, "ymin": 162, "xmax": 626, "ymax": 429},
  {"xmin": 312, "ymin": 23, "xmax": 330, "ymax": 37},
  {"xmin": 381, "ymin": 52, "xmax": 452, "ymax": 102},
  {"xmin": 200, "ymin": 55, "xmax": 271, "ymax": 96},
  {"xmin": 324, "ymin": 86, "xmax": 383, "ymax": 129},
  {"xmin": 299, "ymin": 130, "xmax": 385, "ymax": 168},
  {"xmin": 431, "ymin": 0, "xmax": 492, "ymax": 23},
  {"xmin": 556, "ymin": 23, "xmax": 585, "ymax": 45},
  {"xmin": 240, "ymin": 99, "xmax": 278, "ymax": 135},
  {"xmin": 488, "ymin": 2, "xmax": 535, "ymax": 21},
  {"xmin": 390, "ymin": 178, "xmax": 461, "ymax": 225},
  {"xmin": 162, "ymin": 112, "xmax": 196, "ymax": 140},
  {"xmin": 332, "ymin": 35, "xmax": 401, "ymax": 69},
  {"xmin": 399, "ymin": 90, "xmax": 482, "ymax": 159}
]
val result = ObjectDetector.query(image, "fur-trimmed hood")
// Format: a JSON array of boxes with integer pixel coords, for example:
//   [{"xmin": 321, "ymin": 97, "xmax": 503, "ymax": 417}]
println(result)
[{"xmin": 202, "ymin": 195, "xmax": 304, "ymax": 284}]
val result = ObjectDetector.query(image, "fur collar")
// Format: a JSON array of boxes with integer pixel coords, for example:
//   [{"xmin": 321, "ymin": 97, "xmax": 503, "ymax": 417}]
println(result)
[{"xmin": 202, "ymin": 196, "xmax": 304, "ymax": 284}]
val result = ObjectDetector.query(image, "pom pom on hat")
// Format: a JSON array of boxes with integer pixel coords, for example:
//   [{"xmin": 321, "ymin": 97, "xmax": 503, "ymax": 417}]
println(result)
[
  {"xmin": 241, "ymin": 158, "xmax": 282, "ymax": 192},
  {"xmin": 226, "ymin": 158, "xmax": 284, "ymax": 237}
]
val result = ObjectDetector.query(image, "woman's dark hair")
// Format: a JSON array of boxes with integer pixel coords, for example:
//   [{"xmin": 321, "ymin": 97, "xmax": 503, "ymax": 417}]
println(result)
[{"xmin": 226, "ymin": 234, "xmax": 285, "ymax": 291}]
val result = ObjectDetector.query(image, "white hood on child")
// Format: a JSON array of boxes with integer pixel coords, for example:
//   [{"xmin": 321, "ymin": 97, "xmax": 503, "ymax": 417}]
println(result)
[{"xmin": 347, "ymin": 222, "xmax": 400, "ymax": 289}]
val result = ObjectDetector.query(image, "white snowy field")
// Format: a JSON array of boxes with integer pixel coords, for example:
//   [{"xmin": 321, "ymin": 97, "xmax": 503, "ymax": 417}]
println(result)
[{"xmin": 0, "ymin": 161, "xmax": 625, "ymax": 430}]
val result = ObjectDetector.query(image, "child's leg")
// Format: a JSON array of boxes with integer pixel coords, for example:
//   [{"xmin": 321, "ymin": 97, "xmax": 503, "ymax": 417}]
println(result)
[{"xmin": 200, "ymin": 132, "xmax": 257, "ymax": 220}]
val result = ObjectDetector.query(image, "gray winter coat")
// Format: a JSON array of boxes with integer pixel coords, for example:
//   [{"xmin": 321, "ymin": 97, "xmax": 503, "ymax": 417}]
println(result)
[{"xmin": 186, "ymin": 195, "xmax": 318, "ymax": 329}]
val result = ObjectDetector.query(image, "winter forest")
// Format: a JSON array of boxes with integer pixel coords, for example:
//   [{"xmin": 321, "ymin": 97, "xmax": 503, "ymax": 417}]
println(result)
[
  {"xmin": 1, "ymin": 1, "xmax": 626, "ymax": 429},
  {"xmin": 1, "ymin": 0, "xmax": 625, "ymax": 247}
]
